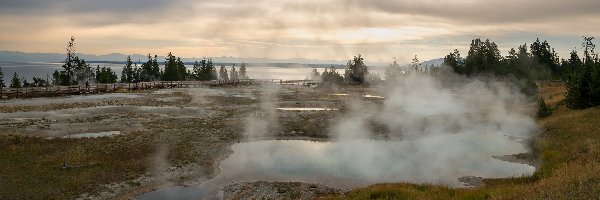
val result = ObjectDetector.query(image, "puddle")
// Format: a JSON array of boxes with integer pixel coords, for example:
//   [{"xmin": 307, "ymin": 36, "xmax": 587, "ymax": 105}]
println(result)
[
  {"xmin": 62, "ymin": 131, "xmax": 121, "ymax": 138},
  {"xmin": 230, "ymin": 94, "xmax": 258, "ymax": 100},
  {"xmin": 362, "ymin": 95, "xmax": 385, "ymax": 99},
  {"xmin": 277, "ymin": 108, "xmax": 339, "ymax": 111},
  {"xmin": 138, "ymin": 136, "xmax": 535, "ymax": 199},
  {"xmin": 328, "ymin": 93, "xmax": 349, "ymax": 96}
]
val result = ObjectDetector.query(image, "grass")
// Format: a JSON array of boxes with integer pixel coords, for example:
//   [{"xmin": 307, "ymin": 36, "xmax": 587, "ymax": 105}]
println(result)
[
  {"xmin": 326, "ymin": 83, "xmax": 600, "ymax": 199},
  {"xmin": 0, "ymin": 101, "xmax": 245, "ymax": 200},
  {"xmin": 0, "ymin": 134, "xmax": 154, "ymax": 199}
]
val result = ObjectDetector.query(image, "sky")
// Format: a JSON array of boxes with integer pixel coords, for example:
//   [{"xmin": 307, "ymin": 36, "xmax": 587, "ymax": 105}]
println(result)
[{"xmin": 0, "ymin": 0, "xmax": 599, "ymax": 63}]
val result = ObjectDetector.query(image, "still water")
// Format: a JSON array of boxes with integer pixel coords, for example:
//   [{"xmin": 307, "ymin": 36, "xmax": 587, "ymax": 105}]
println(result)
[
  {"xmin": 137, "ymin": 136, "xmax": 535, "ymax": 200},
  {"xmin": 0, "ymin": 62, "xmax": 386, "ymax": 81}
]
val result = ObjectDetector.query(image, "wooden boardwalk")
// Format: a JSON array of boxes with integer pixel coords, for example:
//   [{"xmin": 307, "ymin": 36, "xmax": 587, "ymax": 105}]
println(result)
[{"xmin": 0, "ymin": 79, "xmax": 321, "ymax": 99}]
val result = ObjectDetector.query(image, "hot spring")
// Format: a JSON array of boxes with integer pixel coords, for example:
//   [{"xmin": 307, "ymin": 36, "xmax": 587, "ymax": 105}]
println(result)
[
  {"xmin": 137, "ymin": 135, "xmax": 534, "ymax": 199},
  {"xmin": 138, "ymin": 74, "xmax": 539, "ymax": 199}
]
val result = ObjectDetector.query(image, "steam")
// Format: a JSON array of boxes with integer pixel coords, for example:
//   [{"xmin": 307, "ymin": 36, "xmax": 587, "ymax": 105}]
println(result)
[
  {"xmin": 334, "ymin": 73, "xmax": 536, "ymax": 141},
  {"xmin": 231, "ymin": 73, "xmax": 538, "ymax": 187},
  {"xmin": 242, "ymin": 84, "xmax": 281, "ymax": 140}
]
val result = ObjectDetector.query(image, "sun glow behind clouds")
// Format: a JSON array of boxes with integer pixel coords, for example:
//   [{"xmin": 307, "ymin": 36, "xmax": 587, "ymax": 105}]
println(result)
[
  {"xmin": 286, "ymin": 26, "xmax": 449, "ymax": 45},
  {"xmin": 0, "ymin": 0, "xmax": 598, "ymax": 62}
]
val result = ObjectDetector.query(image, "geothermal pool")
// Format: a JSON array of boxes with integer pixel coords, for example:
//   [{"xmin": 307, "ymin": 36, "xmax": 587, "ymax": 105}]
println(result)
[{"xmin": 137, "ymin": 135, "xmax": 535, "ymax": 200}]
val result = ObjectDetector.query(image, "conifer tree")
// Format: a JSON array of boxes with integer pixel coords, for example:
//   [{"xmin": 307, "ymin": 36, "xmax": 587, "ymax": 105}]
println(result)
[
  {"xmin": 10, "ymin": 72, "xmax": 21, "ymax": 88},
  {"xmin": 219, "ymin": 65, "xmax": 229, "ymax": 81},
  {"xmin": 0, "ymin": 67, "xmax": 4, "ymax": 87},
  {"xmin": 239, "ymin": 63, "xmax": 248, "ymax": 79}
]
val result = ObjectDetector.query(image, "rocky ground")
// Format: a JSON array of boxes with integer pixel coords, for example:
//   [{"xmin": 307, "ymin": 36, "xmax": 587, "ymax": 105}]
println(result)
[{"xmin": 223, "ymin": 181, "xmax": 342, "ymax": 200}]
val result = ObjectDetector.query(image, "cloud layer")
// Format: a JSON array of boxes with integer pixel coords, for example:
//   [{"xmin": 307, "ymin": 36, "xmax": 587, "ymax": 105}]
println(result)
[{"xmin": 0, "ymin": 0, "xmax": 598, "ymax": 62}]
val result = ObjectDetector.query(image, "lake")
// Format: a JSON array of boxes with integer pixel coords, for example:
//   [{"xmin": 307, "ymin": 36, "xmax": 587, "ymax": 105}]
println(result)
[{"xmin": 0, "ymin": 62, "xmax": 386, "ymax": 81}]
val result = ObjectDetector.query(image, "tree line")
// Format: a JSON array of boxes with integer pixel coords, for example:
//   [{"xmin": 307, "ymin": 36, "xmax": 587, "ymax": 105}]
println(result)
[
  {"xmin": 442, "ymin": 37, "xmax": 600, "ymax": 110},
  {"xmin": 311, "ymin": 54, "xmax": 383, "ymax": 84},
  {"xmin": 1, "ymin": 37, "xmax": 252, "ymax": 89}
]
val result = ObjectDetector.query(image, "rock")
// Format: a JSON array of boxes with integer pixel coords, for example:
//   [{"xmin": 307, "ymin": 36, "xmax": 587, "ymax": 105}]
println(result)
[{"xmin": 458, "ymin": 176, "xmax": 484, "ymax": 187}]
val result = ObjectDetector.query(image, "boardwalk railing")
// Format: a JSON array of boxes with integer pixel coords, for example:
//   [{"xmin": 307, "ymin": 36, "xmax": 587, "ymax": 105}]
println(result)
[{"xmin": 0, "ymin": 79, "xmax": 321, "ymax": 99}]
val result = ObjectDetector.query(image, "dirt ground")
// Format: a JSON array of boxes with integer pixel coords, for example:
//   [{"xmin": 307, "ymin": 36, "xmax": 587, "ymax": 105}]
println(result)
[{"xmin": 0, "ymin": 84, "xmax": 383, "ymax": 200}]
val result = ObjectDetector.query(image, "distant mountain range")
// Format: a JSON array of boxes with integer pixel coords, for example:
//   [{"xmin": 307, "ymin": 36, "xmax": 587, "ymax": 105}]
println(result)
[{"xmin": 0, "ymin": 50, "xmax": 443, "ymax": 67}]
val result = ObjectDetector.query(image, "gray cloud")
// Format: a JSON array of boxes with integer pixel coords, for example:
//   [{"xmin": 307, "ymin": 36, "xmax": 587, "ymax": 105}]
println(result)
[
  {"xmin": 360, "ymin": 0, "xmax": 600, "ymax": 24},
  {"xmin": 0, "ymin": 0, "xmax": 598, "ymax": 61}
]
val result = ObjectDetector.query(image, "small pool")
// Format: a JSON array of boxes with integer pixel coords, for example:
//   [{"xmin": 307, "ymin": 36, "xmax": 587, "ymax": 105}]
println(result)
[
  {"xmin": 277, "ymin": 108, "xmax": 339, "ymax": 111},
  {"xmin": 62, "ymin": 131, "xmax": 121, "ymax": 138}
]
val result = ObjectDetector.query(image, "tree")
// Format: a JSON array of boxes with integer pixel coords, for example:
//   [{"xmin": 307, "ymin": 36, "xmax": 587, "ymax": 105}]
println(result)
[
  {"xmin": 96, "ymin": 65, "xmax": 118, "ymax": 83},
  {"xmin": 194, "ymin": 58, "xmax": 217, "ymax": 81},
  {"xmin": 537, "ymin": 98, "xmax": 552, "ymax": 118},
  {"xmin": 530, "ymin": 38, "xmax": 560, "ymax": 79},
  {"xmin": 10, "ymin": 72, "xmax": 21, "ymax": 88},
  {"xmin": 582, "ymin": 36, "xmax": 596, "ymax": 64},
  {"xmin": 311, "ymin": 68, "xmax": 320, "ymax": 80},
  {"xmin": 74, "ymin": 57, "xmax": 95, "ymax": 84},
  {"xmin": 411, "ymin": 55, "xmax": 421, "ymax": 73},
  {"xmin": 385, "ymin": 58, "xmax": 403, "ymax": 81},
  {"xmin": 62, "ymin": 36, "xmax": 76, "ymax": 85},
  {"xmin": 322, "ymin": 66, "xmax": 344, "ymax": 84},
  {"xmin": 230, "ymin": 65, "xmax": 239, "ymax": 80},
  {"xmin": 22, "ymin": 79, "xmax": 30, "ymax": 88},
  {"xmin": 32, "ymin": 77, "xmax": 48, "ymax": 87},
  {"xmin": 162, "ymin": 52, "xmax": 187, "ymax": 81},
  {"xmin": 464, "ymin": 38, "xmax": 502, "ymax": 76},
  {"xmin": 444, "ymin": 49, "xmax": 465, "ymax": 74},
  {"xmin": 239, "ymin": 63, "xmax": 248, "ymax": 79},
  {"xmin": 192, "ymin": 61, "xmax": 202, "ymax": 80},
  {"xmin": 0, "ymin": 67, "xmax": 4, "ymax": 87},
  {"xmin": 121, "ymin": 56, "xmax": 134, "ymax": 83},
  {"xmin": 52, "ymin": 36, "xmax": 95, "ymax": 85},
  {"xmin": 344, "ymin": 54, "xmax": 368, "ymax": 83},
  {"xmin": 139, "ymin": 54, "xmax": 161, "ymax": 81},
  {"xmin": 219, "ymin": 65, "xmax": 229, "ymax": 81},
  {"xmin": 565, "ymin": 37, "xmax": 600, "ymax": 109}
]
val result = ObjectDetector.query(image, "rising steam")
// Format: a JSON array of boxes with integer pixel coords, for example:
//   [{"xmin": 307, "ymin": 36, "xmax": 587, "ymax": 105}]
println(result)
[{"xmin": 230, "ymin": 73, "xmax": 538, "ymax": 187}]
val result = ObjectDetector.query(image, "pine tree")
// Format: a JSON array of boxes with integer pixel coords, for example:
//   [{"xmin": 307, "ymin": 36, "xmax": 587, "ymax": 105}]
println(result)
[
  {"xmin": 464, "ymin": 38, "xmax": 502, "ymax": 76},
  {"xmin": 22, "ymin": 79, "xmax": 30, "ymax": 88},
  {"xmin": 537, "ymin": 98, "xmax": 552, "ymax": 118},
  {"xmin": 530, "ymin": 38, "xmax": 560, "ymax": 79},
  {"xmin": 0, "ymin": 67, "xmax": 4, "ymax": 87},
  {"xmin": 175, "ymin": 57, "xmax": 187, "ymax": 81},
  {"xmin": 345, "ymin": 54, "xmax": 368, "ymax": 83},
  {"xmin": 96, "ymin": 66, "xmax": 118, "ymax": 83},
  {"xmin": 411, "ymin": 55, "xmax": 421, "ymax": 73},
  {"xmin": 10, "ymin": 72, "xmax": 21, "ymax": 88},
  {"xmin": 311, "ymin": 68, "xmax": 320, "ymax": 80},
  {"xmin": 444, "ymin": 49, "xmax": 464, "ymax": 74},
  {"xmin": 564, "ymin": 37, "xmax": 600, "ymax": 109},
  {"xmin": 323, "ymin": 66, "xmax": 343, "ymax": 84},
  {"xmin": 121, "ymin": 56, "xmax": 134, "ymax": 83},
  {"xmin": 230, "ymin": 65, "xmax": 238, "ymax": 80},
  {"xmin": 140, "ymin": 54, "xmax": 159, "ymax": 81},
  {"xmin": 239, "ymin": 63, "xmax": 248, "ymax": 79},
  {"xmin": 95, "ymin": 66, "xmax": 101, "ymax": 83},
  {"xmin": 385, "ymin": 58, "xmax": 403, "ymax": 80},
  {"xmin": 207, "ymin": 58, "xmax": 217, "ymax": 80},
  {"xmin": 62, "ymin": 36, "xmax": 76, "ymax": 85},
  {"xmin": 192, "ymin": 61, "xmax": 201, "ymax": 80},
  {"xmin": 219, "ymin": 65, "xmax": 229, "ymax": 81},
  {"xmin": 162, "ymin": 52, "xmax": 180, "ymax": 81}
]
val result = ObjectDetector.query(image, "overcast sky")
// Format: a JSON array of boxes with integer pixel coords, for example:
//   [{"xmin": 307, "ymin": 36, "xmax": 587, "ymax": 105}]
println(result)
[{"xmin": 0, "ymin": 0, "xmax": 599, "ymax": 62}]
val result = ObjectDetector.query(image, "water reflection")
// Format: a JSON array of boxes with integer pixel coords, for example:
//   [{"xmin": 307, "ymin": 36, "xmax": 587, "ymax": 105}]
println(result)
[{"xmin": 138, "ymin": 137, "xmax": 535, "ymax": 199}]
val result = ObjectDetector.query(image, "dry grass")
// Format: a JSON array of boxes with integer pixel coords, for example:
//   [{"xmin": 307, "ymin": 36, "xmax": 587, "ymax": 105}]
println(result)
[{"xmin": 327, "ymin": 84, "xmax": 600, "ymax": 200}]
